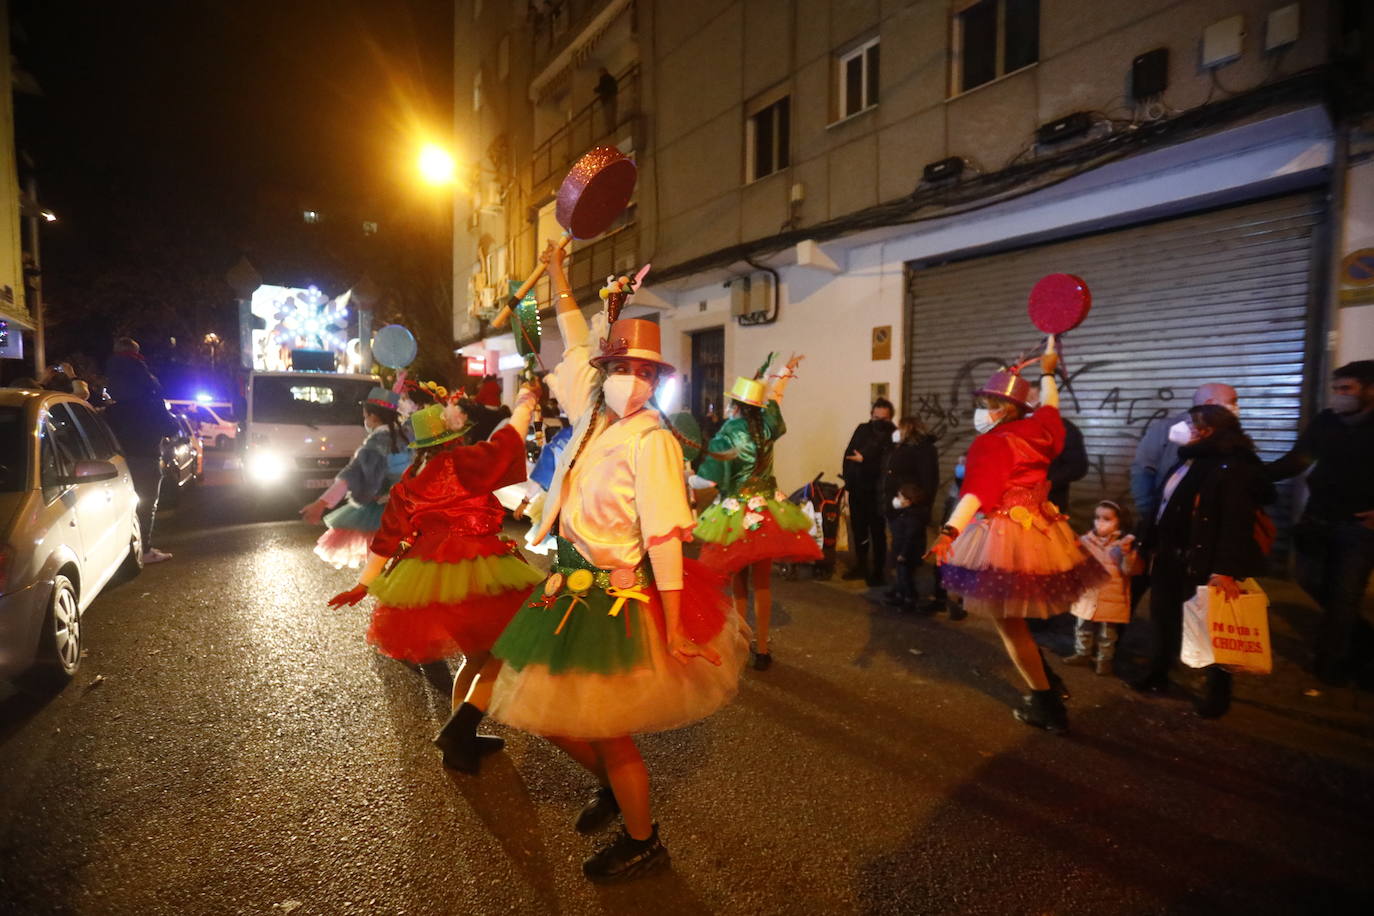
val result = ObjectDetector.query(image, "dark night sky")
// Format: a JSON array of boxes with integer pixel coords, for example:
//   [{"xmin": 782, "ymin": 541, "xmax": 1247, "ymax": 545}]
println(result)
[{"xmin": 11, "ymin": 0, "xmax": 454, "ymax": 367}]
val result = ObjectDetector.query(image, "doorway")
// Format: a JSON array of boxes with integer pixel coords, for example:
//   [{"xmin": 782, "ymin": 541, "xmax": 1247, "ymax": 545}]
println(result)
[{"xmin": 689, "ymin": 327, "xmax": 724, "ymax": 440}]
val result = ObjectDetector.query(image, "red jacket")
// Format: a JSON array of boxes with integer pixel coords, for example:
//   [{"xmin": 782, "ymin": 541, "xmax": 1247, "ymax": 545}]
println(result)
[{"xmin": 370, "ymin": 426, "xmax": 526, "ymax": 561}]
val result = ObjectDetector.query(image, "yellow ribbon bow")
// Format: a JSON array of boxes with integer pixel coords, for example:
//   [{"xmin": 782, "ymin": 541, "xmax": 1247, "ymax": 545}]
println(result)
[{"xmin": 605, "ymin": 585, "xmax": 651, "ymax": 618}]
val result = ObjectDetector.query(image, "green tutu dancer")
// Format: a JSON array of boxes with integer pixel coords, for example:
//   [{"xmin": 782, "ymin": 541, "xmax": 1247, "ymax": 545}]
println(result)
[{"xmin": 690, "ymin": 353, "xmax": 820, "ymax": 669}]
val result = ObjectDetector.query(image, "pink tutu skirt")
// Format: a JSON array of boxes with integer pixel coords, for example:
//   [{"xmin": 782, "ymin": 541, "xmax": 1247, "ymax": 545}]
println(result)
[{"xmin": 941, "ymin": 512, "xmax": 1107, "ymax": 619}]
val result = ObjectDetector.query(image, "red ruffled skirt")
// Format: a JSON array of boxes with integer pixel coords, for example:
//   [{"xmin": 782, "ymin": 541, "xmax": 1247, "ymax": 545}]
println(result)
[{"xmin": 695, "ymin": 497, "xmax": 823, "ymax": 576}]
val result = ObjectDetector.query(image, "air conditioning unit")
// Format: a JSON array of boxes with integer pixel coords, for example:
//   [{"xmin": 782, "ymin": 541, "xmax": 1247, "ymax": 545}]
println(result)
[{"xmin": 727, "ymin": 271, "xmax": 774, "ymax": 323}]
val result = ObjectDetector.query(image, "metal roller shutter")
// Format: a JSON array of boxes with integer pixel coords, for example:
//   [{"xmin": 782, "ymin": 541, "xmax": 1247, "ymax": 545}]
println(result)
[{"xmin": 904, "ymin": 193, "xmax": 1325, "ymax": 533}]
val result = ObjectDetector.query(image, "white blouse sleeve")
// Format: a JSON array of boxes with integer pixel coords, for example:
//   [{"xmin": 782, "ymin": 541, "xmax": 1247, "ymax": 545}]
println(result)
[
  {"xmin": 546, "ymin": 308, "xmax": 607, "ymax": 426},
  {"xmin": 634, "ymin": 426, "xmax": 696, "ymax": 549}
]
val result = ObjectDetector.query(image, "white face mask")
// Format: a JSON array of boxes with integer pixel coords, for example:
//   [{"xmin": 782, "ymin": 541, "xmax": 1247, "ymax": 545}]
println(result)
[
  {"xmin": 891, "ymin": 429, "xmax": 902, "ymax": 444},
  {"xmin": 603, "ymin": 374, "xmax": 654, "ymax": 418},
  {"xmin": 1093, "ymin": 517, "xmax": 1119, "ymax": 538},
  {"xmin": 973, "ymin": 408, "xmax": 998, "ymax": 434},
  {"xmin": 1331, "ymin": 392, "xmax": 1361, "ymax": 415},
  {"xmin": 1167, "ymin": 420, "xmax": 1193, "ymax": 445}
]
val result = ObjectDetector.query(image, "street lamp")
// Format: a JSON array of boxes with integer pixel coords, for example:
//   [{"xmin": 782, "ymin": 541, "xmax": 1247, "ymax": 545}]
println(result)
[{"xmin": 418, "ymin": 143, "xmax": 456, "ymax": 185}]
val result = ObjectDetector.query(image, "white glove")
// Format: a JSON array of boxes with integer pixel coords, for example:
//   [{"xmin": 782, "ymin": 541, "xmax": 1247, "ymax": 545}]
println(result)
[{"xmin": 892, "ymin": 494, "xmax": 911, "ymax": 510}]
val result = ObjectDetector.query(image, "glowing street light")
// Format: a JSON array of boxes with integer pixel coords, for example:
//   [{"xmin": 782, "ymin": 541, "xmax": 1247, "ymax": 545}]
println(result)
[{"xmin": 418, "ymin": 144, "xmax": 456, "ymax": 185}]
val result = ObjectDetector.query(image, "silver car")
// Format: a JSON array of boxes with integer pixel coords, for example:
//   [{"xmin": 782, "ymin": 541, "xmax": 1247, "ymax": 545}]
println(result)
[{"xmin": 0, "ymin": 389, "xmax": 141, "ymax": 689}]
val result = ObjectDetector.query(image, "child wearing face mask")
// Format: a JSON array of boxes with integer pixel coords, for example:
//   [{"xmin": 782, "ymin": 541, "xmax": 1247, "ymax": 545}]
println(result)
[
  {"xmin": 1066, "ymin": 501, "xmax": 1142, "ymax": 675},
  {"xmin": 301, "ymin": 387, "xmax": 413, "ymax": 569}
]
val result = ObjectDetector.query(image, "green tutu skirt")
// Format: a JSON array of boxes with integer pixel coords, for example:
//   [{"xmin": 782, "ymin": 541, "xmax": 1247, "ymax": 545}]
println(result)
[{"xmin": 488, "ymin": 538, "xmax": 748, "ymax": 739}]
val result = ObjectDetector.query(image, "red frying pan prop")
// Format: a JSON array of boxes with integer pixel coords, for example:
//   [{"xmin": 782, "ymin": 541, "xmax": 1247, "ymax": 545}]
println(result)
[
  {"xmin": 1026, "ymin": 273, "xmax": 1091, "ymax": 373},
  {"xmin": 491, "ymin": 146, "xmax": 638, "ymax": 329}
]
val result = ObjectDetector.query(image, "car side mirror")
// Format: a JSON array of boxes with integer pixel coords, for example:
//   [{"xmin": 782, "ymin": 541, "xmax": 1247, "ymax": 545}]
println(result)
[{"xmin": 59, "ymin": 459, "xmax": 119, "ymax": 484}]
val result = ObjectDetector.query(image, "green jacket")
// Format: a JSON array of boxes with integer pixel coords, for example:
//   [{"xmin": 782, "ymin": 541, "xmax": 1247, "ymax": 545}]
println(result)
[{"xmin": 698, "ymin": 401, "xmax": 786, "ymax": 498}]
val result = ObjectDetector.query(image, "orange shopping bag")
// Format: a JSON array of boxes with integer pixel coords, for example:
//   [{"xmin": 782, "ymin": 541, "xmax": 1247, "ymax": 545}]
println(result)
[{"xmin": 1180, "ymin": 578, "xmax": 1272, "ymax": 675}]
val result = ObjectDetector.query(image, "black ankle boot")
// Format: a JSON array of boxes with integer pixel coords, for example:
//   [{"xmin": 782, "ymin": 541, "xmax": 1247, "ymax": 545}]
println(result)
[
  {"xmin": 1014, "ymin": 689, "xmax": 1069, "ymax": 733},
  {"xmin": 583, "ymin": 824, "xmax": 669, "ymax": 882},
  {"xmin": 1039, "ymin": 649, "xmax": 1071, "ymax": 700},
  {"xmin": 434, "ymin": 703, "xmax": 504, "ymax": 773},
  {"xmin": 574, "ymin": 785, "xmax": 621, "ymax": 834},
  {"xmin": 1194, "ymin": 666, "xmax": 1232, "ymax": 719}
]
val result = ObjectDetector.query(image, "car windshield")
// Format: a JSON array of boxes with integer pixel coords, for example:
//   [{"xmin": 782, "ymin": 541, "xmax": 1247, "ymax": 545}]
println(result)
[
  {"xmin": 0, "ymin": 406, "xmax": 29, "ymax": 492},
  {"xmin": 251, "ymin": 377, "xmax": 374, "ymax": 427}
]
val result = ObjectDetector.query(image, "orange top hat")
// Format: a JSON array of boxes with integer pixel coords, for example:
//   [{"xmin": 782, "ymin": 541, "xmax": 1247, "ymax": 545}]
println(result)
[{"xmin": 589, "ymin": 318, "xmax": 675, "ymax": 375}]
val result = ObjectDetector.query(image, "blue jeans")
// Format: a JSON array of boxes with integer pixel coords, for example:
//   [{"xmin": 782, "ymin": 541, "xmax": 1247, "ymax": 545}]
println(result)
[{"xmin": 1294, "ymin": 517, "xmax": 1374, "ymax": 674}]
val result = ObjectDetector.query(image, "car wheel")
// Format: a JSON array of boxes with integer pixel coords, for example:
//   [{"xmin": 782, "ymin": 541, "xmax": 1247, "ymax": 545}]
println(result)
[{"xmin": 23, "ymin": 574, "xmax": 82, "ymax": 691}]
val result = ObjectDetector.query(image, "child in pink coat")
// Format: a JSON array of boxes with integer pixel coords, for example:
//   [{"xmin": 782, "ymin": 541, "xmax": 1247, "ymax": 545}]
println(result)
[{"xmin": 1067, "ymin": 500, "xmax": 1142, "ymax": 675}]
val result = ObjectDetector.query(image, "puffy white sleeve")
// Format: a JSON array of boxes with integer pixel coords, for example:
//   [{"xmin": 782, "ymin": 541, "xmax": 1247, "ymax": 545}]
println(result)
[
  {"xmin": 546, "ymin": 308, "xmax": 607, "ymax": 426},
  {"xmin": 634, "ymin": 426, "xmax": 696, "ymax": 550}
]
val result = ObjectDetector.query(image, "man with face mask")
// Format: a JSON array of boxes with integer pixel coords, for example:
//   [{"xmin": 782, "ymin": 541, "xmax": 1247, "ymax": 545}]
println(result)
[
  {"xmin": 1130, "ymin": 383, "xmax": 1240, "ymax": 526},
  {"xmin": 842, "ymin": 397, "xmax": 897, "ymax": 586},
  {"xmin": 1268, "ymin": 360, "xmax": 1374, "ymax": 687}
]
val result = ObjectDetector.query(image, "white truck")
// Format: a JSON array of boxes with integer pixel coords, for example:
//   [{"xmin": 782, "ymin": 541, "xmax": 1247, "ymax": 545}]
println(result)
[{"xmin": 241, "ymin": 371, "xmax": 379, "ymax": 493}]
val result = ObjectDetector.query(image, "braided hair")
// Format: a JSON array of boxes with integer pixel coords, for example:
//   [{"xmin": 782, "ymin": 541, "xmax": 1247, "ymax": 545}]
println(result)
[{"xmin": 565, "ymin": 388, "xmax": 607, "ymax": 471}]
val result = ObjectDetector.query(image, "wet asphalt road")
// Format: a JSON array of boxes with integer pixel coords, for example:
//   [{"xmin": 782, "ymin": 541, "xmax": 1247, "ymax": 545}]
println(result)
[{"xmin": 2, "ymin": 457, "xmax": 1373, "ymax": 915}]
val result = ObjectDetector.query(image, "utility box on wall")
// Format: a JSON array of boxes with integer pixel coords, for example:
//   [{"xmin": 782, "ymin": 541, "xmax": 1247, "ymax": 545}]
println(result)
[{"xmin": 727, "ymin": 271, "xmax": 775, "ymax": 324}]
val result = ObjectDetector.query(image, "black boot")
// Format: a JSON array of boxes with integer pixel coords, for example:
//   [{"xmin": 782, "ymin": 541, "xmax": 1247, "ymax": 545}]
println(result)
[
  {"xmin": 574, "ymin": 785, "xmax": 621, "ymax": 834},
  {"xmin": 1193, "ymin": 666, "xmax": 1232, "ymax": 719},
  {"xmin": 583, "ymin": 824, "xmax": 670, "ymax": 882},
  {"xmin": 433, "ymin": 702, "xmax": 505, "ymax": 773},
  {"xmin": 1014, "ymin": 689, "xmax": 1069, "ymax": 733},
  {"xmin": 1039, "ymin": 648, "xmax": 1071, "ymax": 700}
]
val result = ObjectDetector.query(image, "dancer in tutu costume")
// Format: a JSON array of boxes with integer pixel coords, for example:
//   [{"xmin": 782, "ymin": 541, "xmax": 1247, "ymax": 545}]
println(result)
[
  {"xmin": 929, "ymin": 344, "xmax": 1105, "ymax": 732},
  {"xmin": 301, "ymin": 387, "xmax": 412, "ymax": 569},
  {"xmin": 488, "ymin": 243, "xmax": 747, "ymax": 882},
  {"xmin": 328, "ymin": 387, "xmax": 545, "ymax": 770},
  {"xmin": 690, "ymin": 353, "xmax": 820, "ymax": 669}
]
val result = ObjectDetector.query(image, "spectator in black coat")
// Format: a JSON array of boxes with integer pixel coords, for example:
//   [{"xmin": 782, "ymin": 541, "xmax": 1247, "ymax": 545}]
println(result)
[
  {"xmin": 1135, "ymin": 404, "xmax": 1275, "ymax": 717},
  {"xmin": 841, "ymin": 397, "xmax": 895, "ymax": 586},
  {"xmin": 1047, "ymin": 417, "xmax": 1088, "ymax": 511},
  {"xmin": 882, "ymin": 417, "xmax": 939, "ymax": 612},
  {"xmin": 103, "ymin": 337, "xmax": 180, "ymax": 563},
  {"xmin": 1268, "ymin": 359, "xmax": 1374, "ymax": 686}
]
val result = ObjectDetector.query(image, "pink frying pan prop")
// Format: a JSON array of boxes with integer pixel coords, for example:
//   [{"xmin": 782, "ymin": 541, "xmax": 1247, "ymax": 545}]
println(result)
[
  {"xmin": 1027, "ymin": 273, "xmax": 1091, "ymax": 334},
  {"xmin": 492, "ymin": 146, "xmax": 638, "ymax": 329}
]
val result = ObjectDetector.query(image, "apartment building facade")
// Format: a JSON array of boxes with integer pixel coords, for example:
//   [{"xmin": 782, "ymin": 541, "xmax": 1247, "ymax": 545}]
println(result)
[{"xmin": 452, "ymin": 0, "xmax": 1371, "ymax": 521}]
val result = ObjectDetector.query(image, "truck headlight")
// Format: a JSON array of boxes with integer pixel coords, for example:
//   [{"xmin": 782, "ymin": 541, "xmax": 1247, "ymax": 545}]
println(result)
[{"xmin": 246, "ymin": 449, "xmax": 288, "ymax": 485}]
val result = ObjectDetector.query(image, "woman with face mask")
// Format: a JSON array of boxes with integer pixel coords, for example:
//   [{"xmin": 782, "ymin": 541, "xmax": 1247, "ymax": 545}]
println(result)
[
  {"xmin": 928, "ymin": 346, "xmax": 1106, "ymax": 732},
  {"xmin": 485, "ymin": 243, "xmax": 747, "ymax": 883},
  {"xmin": 300, "ymin": 387, "xmax": 413, "ymax": 569},
  {"xmin": 326, "ymin": 382, "xmax": 546, "ymax": 764},
  {"xmin": 1135, "ymin": 405, "xmax": 1275, "ymax": 717},
  {"xmin": 689, "ymin": 353, "xmax": 821, "ymax": 670}
]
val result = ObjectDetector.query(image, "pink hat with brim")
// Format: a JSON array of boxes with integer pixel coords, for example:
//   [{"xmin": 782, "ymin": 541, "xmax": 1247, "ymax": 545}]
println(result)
[
  {"xmin": 975, "ymin": 369, "xmax": 1033, "ymax": 408},
  {"xmin": 589, "ymin": 318, "xmax": 676, "ymax": 375}
]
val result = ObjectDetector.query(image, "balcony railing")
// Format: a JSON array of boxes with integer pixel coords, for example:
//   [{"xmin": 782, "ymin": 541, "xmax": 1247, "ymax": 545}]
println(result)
[{"xmin": 528, "ymin": 64, "xmax": 641, "ymax": 193}]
